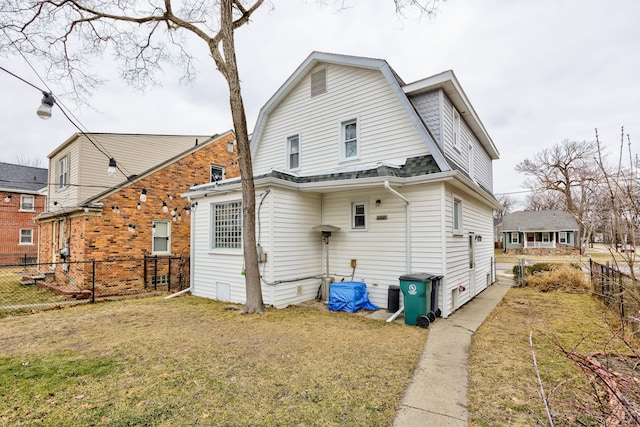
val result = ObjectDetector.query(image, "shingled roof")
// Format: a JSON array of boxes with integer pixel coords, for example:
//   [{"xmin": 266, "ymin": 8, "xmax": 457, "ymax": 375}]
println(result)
[
  {"xmin": 501, "ymin": 210, "xmax": 579, "ymax": 232},
  {"xmin": 0, "ymin": 162, "xmax": 47, "ymax": 193}
]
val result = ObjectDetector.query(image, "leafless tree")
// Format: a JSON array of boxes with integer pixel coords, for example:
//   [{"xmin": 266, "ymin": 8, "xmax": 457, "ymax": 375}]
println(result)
[
  {"xmin": 494, "ymin": 194, "xmax": 516, "ymax": 221},
  {"xmin": 0, "ymin": 0, "xmax": 441, "ymax": 315},
  {"xmin": 516, "ymin": 139, "xmax": 601, "ymax": 252},
  {"xmin": 15, "ymin": 154, "xmax": 44, "ymax": 168}
]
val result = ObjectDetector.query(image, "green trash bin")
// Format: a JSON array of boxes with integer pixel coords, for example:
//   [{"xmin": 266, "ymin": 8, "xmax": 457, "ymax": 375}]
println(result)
[{"xmin": 399, "ymin": 273, "xmax": 433, "ymax": 327}]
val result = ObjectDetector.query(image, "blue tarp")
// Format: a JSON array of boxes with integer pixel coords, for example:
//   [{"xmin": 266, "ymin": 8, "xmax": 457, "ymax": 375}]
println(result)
[{"xmin": 328, "ymin": 281, "xmax": 379, "ymax": 313}]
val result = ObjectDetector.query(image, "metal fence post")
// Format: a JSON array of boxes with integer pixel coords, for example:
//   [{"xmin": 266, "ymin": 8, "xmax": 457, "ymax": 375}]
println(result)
[{"xmin": 91, "ymin": 260, "xmax": 96, "ymax": 303}]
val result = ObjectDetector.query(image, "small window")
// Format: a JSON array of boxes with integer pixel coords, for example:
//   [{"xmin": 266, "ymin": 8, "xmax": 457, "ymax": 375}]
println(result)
[
  {"xmin": 310, "ymin": 68, "xmax": 327, "ymax": 97},
  {"xmin": 542, "ymin": 232, "xmax": 550, "ymax": 243},
  {"xmin": 20, "ymin": 195, "xmax": 35, "ymax": 211},
  {"xmin": 511, "ymin": 232, "xmax": 520, "ymax": 244},
  {"xmin": 210, "ymin": 165, "xmax": 225, "ymax": 183},
  {"xmin": 287, "ymin": 135, "xmax": 300, "ymax": 169},
  {"xmin": 58, "ymin": 156, "xmax": 68, "ymax": 189},
  {"xmin": 453, "ymin": 107, "xmax": 461, "ymax": 150},
  {"xmin": 453, "ymin": 197, "xmax": 463, "ymax": 235},
  {"xmin": 342, "ymin": 119, "xmax": 358, "ymax": 159},
  {"xmin": 559, "ymin": 232, "xmax": 567, "ymax": 244},
  {"xmin": 352, "ymin": 202, "xmax": 367, "ymax": 230},
  {"xmin": 211, "ymin": 201, "xmax": 242, "ymax": 250},
  {"xmin": 152, "ymin": 220, "xmax": 171, "ymax": 254},
  {"xmin": 19, "ymin": 229, "xmax": 33, "ymax": 245}
]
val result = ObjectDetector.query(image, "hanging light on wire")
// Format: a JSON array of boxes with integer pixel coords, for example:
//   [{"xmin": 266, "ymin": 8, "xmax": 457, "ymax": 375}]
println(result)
[
  {"xmin": 36, "ymin": 92, "xmax": 55, "ymax": 120},
  {"xmin": 107, "ymin": 158, "xmax": 117, "ymax": 176}
]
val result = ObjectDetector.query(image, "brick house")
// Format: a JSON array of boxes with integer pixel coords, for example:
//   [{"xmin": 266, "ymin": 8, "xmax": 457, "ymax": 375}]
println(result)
[
  {"xmin": 35, "ymin": 131, "xmax": 237, "ymax": 295},
  {"xmin": 0, "ymin": 162, "xmax": 47, "ymax": 265}
]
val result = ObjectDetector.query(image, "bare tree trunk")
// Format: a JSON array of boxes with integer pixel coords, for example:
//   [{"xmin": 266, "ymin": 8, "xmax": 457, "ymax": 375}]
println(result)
[{"xmin": 218, "ymin": 0, "xmax": 264, "ymax": 314}]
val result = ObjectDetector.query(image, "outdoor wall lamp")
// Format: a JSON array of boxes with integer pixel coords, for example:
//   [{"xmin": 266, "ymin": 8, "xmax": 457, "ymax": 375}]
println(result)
[
  {"xmin": 162, "ymin": 201, "xmax": 169, "ymax": 213},
  {"xmin": 36, "ymin": 92, "xmax": 55, "ymax": 120},
  {"xmin": 107, "ymin": 158, "xmax": 117, "ymax": 176},
  {"xmin": 139, "ymin": 188, "xmax": 147, "ymax": 202}
]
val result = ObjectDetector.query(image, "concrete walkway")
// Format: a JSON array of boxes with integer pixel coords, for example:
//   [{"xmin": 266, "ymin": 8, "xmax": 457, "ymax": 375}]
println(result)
[{"xmin": 392, "ymin": 283, "xmax": 512, "ymax": 426}]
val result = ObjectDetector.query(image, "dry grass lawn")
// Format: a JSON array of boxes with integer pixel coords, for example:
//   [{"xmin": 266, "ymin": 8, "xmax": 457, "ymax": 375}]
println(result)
[
  {"xmin": 0, "ymin": 295, "xmax": 427, "ymax": 426},
  {"xmin": 468, "ymin": 286, "xmax": 635, "ymax": 426}
]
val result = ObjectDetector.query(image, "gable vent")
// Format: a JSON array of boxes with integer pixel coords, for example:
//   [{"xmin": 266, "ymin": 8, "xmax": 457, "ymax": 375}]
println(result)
[{"xmin": 310, "ymin": 68, "xmax": 327, "ymax": 97}]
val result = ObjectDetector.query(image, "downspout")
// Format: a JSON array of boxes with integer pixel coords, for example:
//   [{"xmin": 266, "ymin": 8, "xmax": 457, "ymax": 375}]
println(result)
[
  {"xmin": 384, "ymin": 180, "xmax": 410, "ymax": 323},
  {"xmin": 384, "ymin": 180, "xmax": 411, "ymax": 272}
]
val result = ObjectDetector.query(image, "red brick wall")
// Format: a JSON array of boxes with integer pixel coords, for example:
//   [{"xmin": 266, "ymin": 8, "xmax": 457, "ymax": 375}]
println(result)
[
  {"xmin": 0, "ymin": 193, "xmax": 45, "ymax": 264},
  {"xmin": 38, "ymin": 133, "xmax": 238, "ymax": 292}
]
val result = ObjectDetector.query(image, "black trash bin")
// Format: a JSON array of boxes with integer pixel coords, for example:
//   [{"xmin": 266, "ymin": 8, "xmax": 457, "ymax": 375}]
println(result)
[
  {"xmin": 387, "ymin": 285, "xmax": 400, "ymax": 313},
  {"xmin": 429, "ymin": 275, "xmax": 443, "ymax": 321}
]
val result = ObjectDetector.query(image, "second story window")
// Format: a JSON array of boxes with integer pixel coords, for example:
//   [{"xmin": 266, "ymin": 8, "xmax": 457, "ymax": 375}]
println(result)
[
  {"xmin": 20, "ymin": 195, "xmax": 34, "ymax": 211},
  {"xmin": 453, "ymin": 107, "xmax": 461, "ymax": 150},
  {"xmin": 342, "ymin": 119, "xmax": 358, "ymax": 160},
  {"xmin": 58, "ymin": 156, "xmax": 68, "ymax": 189},
  {"xmin": 287, "ymin": 135, "xmax": 300, "ymax": 169},
  {"xmin": 210, "ymin": 165, "xmax": 225, "ymax": 183}
]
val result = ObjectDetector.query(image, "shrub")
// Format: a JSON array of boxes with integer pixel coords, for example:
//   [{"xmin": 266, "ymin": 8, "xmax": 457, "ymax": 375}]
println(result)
[{"xmin": 525, "ymin": 264, "xmax": 588, "ymax": 292}]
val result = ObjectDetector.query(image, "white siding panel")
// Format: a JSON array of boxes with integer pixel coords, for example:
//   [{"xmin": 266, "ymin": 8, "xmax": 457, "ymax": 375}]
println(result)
[{"xmin": 253, "ymin": 64, "xmax": 430, "ymax": 176}]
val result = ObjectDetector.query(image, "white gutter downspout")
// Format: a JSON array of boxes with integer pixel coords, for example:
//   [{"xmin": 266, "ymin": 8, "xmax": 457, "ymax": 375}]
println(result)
[
  {"xmin": 384, "ymin": 180, "xmax": 410, "ymax": 323},
  {"xmin": 384, "ymin": 180, "xmax": 411, "ymax": 272}
]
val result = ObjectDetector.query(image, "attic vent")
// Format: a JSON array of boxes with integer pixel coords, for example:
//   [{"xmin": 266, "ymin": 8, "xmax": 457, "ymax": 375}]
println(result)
[{"xmin": 310, "ymin": 68, "xmax": 327, "ymax": 97}]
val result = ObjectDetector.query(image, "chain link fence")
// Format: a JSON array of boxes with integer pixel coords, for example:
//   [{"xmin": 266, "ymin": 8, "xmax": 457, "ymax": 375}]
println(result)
[{"xmin": 0, "ymin": 256, "xmax": 189, "ymax": 317}]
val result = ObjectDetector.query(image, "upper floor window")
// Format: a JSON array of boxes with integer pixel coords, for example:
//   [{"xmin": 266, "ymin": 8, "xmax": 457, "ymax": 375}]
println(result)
[
  {"xmin": 287, "ymin": 135, "xmax": 300, "ymax": 169},
  {"xmin": 20, "ymin": 195, "xmax": 34, "ymax": 211},
  {"xmin": 211, "ymin": 201, "xmax": 242, "ymax": 250},
  {"xmin": 152, "ymin": 220, "xmax": 171, "ymax": 254},
  {"xmin": 58, "ymin": 156, "xmax": 68, "ymax": 189},
  {"xmin": 341, "ymin": 119, "xmax": 359, "ymax": 160},
  {"xmin": 453, "ymin": 197, "xmax": 463, "ymax": 235},
  {"xmin": 19, "ymin": 228, "xmax": 33, "ymax": 245},
  {"xmin": 351, "ymin": 201, "xmax": 367, "ymax": 230},
  {"xmin": 210, "ymin": 165, "xmax": 225, "ymax": 183},
  {"xmin": 453, "ymin": 107, "xmax": 461, "ymax": 150}
]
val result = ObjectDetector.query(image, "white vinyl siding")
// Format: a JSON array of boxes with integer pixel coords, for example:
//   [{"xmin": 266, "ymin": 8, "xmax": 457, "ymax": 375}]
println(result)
[{"xmin": 252, "ymin": 64, "xmax": 431, "ymax": 175}]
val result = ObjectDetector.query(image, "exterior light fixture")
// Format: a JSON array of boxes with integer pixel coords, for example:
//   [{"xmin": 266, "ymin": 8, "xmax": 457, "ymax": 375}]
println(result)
[
  {"xmin": 162, "ymin": 201, "xmax": 168, "ymax": 213},
  {"xmin": 137, "ymin": 202, "xmax": 141, "ymax": 210},
  {"xmin": 167, "ymin": 194, "xmax": 173, "ymax": 200},
  {"xmin": 140, "ymin": 188, "xmax": 147, "ymax": 202},
  {"xmin": 107, "ymin": 158, "xmax": 117, "ymax": 176},
  {"xmin": 36, "ymin": 92, "xmax": 55, "ymax": 120},
  {"xmin": 171, "ymin": 208, "xmax": 177, "ymax": 217},
  {"xmin": 4, "ymin": 194, "xmax": 11, "ymax": 203}
]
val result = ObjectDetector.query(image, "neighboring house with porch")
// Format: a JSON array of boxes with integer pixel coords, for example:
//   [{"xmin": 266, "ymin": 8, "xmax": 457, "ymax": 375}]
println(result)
[
  {"xmin": 186, "ymin": 52, "xmax": 500, "ymax": 318},
  {"xmin": 0, "ymin": 162, "xmax": 48, "ymax": 265},
  {"xmin": 34, "ymin": 131, "xmax": 237, "ymax": 295},
  {"xmin": 501, "ymin": 210, "xmax": 579, "ymax": 252}
]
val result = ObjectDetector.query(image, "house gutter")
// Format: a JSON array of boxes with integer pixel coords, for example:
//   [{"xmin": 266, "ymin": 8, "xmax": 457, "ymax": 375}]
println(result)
[{"xmin": 384, "ymin": 180, "xmax": 411, "ymax": 273}]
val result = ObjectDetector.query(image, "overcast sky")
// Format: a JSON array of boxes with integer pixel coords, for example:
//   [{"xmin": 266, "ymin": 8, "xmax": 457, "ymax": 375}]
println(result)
[{"xmin": 1, "ymin": 0, "xmax": 638, "ymax": 208}]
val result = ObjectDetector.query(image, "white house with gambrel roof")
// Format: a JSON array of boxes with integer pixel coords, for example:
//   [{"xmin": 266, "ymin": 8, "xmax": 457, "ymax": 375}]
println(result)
[{"xmin": 186, "ymin": 52, "xmax": 500, "ymax": 318}]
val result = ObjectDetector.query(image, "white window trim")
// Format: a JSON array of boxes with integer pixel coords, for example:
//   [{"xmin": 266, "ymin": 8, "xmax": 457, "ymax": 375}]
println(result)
[
  {"xmin": 58, "ymin": 156, "xmax": 69, "ymax": 190},
  {"xmin": 453, "ymin": 196, "xmax": 463, "ymax": 236},
  {"xmin": 559, "ymin": 231, "xmax": 567, "ymax": 244},
  {"xmin": 542, "ymin": 232, "xmax": 550, "ymax": 243},
  {"xmin": 19, "ymin": 195, "xmax": 35, "ymax": 212},
  {"xmin": 210, "ymin": 200, "xmax": 243, "ymax": 253},
  {"xmin": 511, "ymin": 232, "xmax": 520, "ymax": 244},
  {"xmin": 339, "ymin": 117, "xmax": 360, "ymax": 161},
  {"xmin": 152, "ymin": 220, "xmax": 171, "ymax": 255},
  {"xmin": 286, "ymin": 134, "xmax": 300, "ymax": 170},
  {"xmin": 453, "ymin": 107, "xmax": 461, "ymax": 151},
  {"xmin": 19, "ymin": 228, "xmax": 34, "ymax": 245},
  {"xmin": 351, "ymin": 201, "xmax": 368, "ymax": 231}
]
